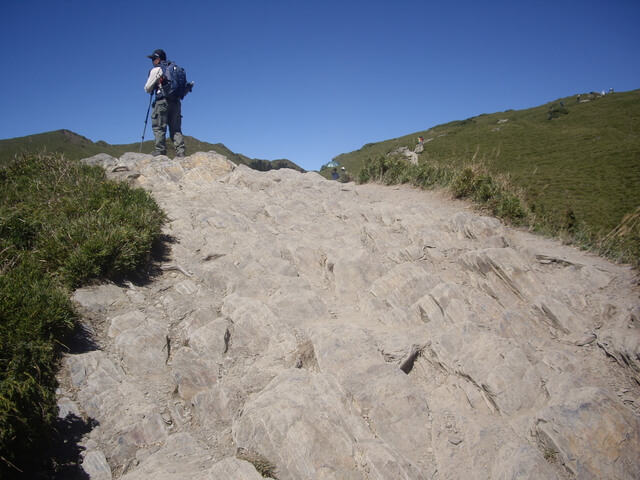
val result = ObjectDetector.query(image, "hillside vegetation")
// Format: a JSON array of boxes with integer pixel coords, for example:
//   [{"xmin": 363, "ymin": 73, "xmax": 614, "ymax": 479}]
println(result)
[
  {"xmin": 0, "ymin": 129, "xmax": 304, "ymax": 172},
  {"xmin": 329, "ymin": 89, "xmax": 640, "ymax": 265},
  {"xmin": 0, "ymin": 153, "xmax": 165, "ymax": 477}
]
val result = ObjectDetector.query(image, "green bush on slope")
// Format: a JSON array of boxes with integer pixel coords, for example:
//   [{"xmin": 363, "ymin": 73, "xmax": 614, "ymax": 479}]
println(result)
[{"xmin": 0, "ymin": 152, "xmax": 165, "ymax": 476}]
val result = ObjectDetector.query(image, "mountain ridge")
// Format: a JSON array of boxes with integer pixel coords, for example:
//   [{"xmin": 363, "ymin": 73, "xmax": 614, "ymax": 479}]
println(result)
[{"xmin": 0, "ymin": 129, "xmax": 305, "ymax": 173}]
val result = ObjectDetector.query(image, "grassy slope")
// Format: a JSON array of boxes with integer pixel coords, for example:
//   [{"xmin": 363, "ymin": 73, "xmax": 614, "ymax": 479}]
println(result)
[
  {"xmin": 331, "ymin": 90, "xmax": 640, "ymax": 236},
  {"xmin": 0, "ymin": 130, "xmax": 304, "ymax": 172}
]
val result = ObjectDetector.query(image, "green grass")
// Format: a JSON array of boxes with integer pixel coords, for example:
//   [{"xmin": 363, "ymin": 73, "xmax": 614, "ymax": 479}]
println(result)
[
  {"xmin": 0, "ymin": 152, "xmax": 166, "ymax": 476},
  {"xmin": 337, "ymin": 90, "xmax": 640, "ymax": 266}
]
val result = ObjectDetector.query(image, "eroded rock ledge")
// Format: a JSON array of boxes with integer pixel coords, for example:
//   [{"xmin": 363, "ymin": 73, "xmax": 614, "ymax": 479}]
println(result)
[{"xmin": 58, "ymin": 151, "xmax": 640, "ymax": 479}]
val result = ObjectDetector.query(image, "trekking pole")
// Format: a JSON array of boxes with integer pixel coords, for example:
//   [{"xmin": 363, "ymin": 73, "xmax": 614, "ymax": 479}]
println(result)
[{"xmin": 139, "ymin": 93, "xmax": 153, "ymax": 153}]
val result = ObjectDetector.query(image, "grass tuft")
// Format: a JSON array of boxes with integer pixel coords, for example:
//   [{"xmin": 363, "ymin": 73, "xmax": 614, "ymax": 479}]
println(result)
[{"xmin": 237, "ymin": 448, "xmax": 279, "ymax": 478}]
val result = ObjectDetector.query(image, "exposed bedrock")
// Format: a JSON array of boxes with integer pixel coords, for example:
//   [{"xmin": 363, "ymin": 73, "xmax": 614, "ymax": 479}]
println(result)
[{"xmin": 58, "ymin": 152, "xmax": 640, "ymax": 479}]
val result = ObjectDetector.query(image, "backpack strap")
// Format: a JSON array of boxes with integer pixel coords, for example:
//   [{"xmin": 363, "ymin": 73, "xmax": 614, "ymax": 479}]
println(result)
[{"xmin": 152, "ymin": 62, "xmax": 168, "ymax": 100}]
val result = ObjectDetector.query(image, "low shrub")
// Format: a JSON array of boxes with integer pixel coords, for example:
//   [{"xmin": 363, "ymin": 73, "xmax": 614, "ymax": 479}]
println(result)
[
  {"xmin": 493, "ymin": 192, "xmax": 527, "ymax": 224},
  {"xmin": 547, "ymin": 102, "xmax": 569, "ymax": 120},
  {"xmin": 598, "ymin": 207, "xmax": 640, "ymax": 266},
  {"xmin": 451, "ymin": 167, "xmax": 479, "ymax": 198},
  {"xmin": 413, "ymin": 162, "xmax": 454, "ymax": 188},
  {"xmin": 358, "ymin": 155, "xmax": 410, "ymax": 185}
]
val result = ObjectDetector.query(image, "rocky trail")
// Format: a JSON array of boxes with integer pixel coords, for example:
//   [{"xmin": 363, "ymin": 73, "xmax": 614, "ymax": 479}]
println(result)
[{"xmin": 56, "ymin": 151, "xmax": 640, "ymax": 479}]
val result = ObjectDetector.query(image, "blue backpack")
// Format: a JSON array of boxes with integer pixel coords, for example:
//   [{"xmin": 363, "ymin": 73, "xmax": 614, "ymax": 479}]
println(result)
[{"xmin": 160, "ymin": 61, "xmax": 193, "ymax": 100}]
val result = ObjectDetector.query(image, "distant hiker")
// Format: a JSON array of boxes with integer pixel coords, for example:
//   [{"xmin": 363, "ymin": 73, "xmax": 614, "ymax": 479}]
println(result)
[
  {"xmin": 418, "ymin": 136, "xmax": 424, "ymax": 145},
  {"xmin": 340, "ymin": 166, "xmax": 351, "ymax": 183},
  {"xmin": 331, "ymin": 168, "xmax": 339, "ymax": 180},
  {"xmin": 144, "ymin": 49, "xmax": 186, "ymax": 158},
  {"xmin": 577, "ymin": 94, "xmax": 581, "ymax": 103}
]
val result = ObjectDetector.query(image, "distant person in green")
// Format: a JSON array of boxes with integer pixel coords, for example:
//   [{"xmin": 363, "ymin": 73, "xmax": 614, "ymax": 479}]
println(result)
[{"xmin": 144, "ymin": 49, "xmax": 186, "ymax": 157}]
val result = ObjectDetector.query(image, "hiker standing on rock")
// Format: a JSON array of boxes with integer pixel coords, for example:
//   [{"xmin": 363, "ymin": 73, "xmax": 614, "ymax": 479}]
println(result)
[{"xmin": 144, "ymin": 49, "xmax": 186, "ymax": 158}]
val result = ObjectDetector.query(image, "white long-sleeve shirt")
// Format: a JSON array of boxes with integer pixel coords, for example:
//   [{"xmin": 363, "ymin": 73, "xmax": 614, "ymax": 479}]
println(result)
[{"xmin": 144, "ymin": 66, "xmax": 163, "ymax": 94}]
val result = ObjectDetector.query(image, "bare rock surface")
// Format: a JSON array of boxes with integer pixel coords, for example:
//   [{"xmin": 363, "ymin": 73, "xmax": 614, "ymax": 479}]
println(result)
[{"xmin": 57, "ymin": 151, "xmax": 640, "ymax": 479}]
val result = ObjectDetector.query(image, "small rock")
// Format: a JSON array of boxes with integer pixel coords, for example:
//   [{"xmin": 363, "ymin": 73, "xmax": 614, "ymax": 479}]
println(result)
[
  {"xmin": 574, "ymin": 332, "xmax": 597, "ymax": 346},
  {"xmin": 81, "ymin": 450, "xmax": 112, "ymax": 480}
]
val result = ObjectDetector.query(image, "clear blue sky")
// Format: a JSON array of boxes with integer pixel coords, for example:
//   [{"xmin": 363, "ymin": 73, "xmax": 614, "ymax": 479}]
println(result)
[{"xmin": 2, "ymin": 0, "xmax": 639, "ymax": 171}]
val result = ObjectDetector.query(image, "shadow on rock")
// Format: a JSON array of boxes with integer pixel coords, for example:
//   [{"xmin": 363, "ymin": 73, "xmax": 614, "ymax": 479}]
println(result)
[
  {"xmin": 112, "ymin": 233, "xmax": 178, "ymax": 289},
  {"xmin": 31, "ymin": 414, "xmax": 95, "ymax": 480},
  {"xmin": 64, "ymin": 322, "xmax": 101, "ymax": 355}
]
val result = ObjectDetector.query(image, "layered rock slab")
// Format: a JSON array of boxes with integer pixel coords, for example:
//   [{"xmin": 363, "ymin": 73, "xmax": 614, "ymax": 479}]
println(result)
[{"xmin": 56, "ymin": 152, "xmax": 640, "ymax": 479}]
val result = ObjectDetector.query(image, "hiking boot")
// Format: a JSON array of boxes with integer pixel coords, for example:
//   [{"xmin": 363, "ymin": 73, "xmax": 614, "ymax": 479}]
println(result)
[
  {"xmin": 175, "ymin": 152, "xmax": 185, "ymax": 158},
  {"xmin": 151, "ymin": 151, "xmax": 166, "ymax": 157}
]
